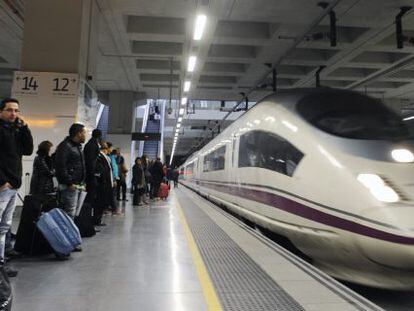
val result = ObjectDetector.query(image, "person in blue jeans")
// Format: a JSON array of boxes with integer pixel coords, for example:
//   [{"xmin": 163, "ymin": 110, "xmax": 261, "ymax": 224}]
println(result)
[
  {"xmin": 55, "ymin": 123, "xmax": 86, "ymax": 252},
  {"xmin": 0, "ymin": 98, "xmax": 34, "ymax": 276}
]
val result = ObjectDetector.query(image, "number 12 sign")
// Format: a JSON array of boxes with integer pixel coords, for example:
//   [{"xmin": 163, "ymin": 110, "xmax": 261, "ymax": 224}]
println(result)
[{"xmin": 12, "ymin": 71, "xmax": 79, "ymax": 100}]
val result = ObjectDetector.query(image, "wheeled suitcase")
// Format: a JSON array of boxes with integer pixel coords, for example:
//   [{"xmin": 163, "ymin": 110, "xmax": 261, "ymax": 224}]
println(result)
[
  {"xmin": 74, "ymin": 203, "xmax": 96, "ymax": 238},
  {"xmin": 14, "ymin": 195, "xmax": 55, "ymax": 255},
  {"xmin": 158, "ymin": 183, "xmax": 169, "ymax": 199},
  {"xmin": 37, "ymin": 208, "xmax": 82, "ymax": 255}
]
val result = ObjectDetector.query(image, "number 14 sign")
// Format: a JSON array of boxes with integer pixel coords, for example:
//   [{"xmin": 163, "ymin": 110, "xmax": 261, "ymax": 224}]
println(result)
[{"xmin": 12, "ymin": 71, "xmax": 79, "ymax": 100}]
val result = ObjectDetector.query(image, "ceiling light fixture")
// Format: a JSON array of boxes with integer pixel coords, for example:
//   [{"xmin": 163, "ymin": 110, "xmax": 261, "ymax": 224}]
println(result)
[
  {"xmin": 181, "ymin": 97, "xmax": 188, "ymax": 106},
  {"xmin": 193, "ymin": 14, "xmax": 207, "ymax": 40},
  {"xmin": 187, "ymin": 56, "xmax": 197, "ymax": 72},
  {"xmin": 179, "ymin": 108, "xmax": 185, "ymax": 115},
  {"xmin": 184, "ymin": 81, "xmax": 191, "ymax": 92}
]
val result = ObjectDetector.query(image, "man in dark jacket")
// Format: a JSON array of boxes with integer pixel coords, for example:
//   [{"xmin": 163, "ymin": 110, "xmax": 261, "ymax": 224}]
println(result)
[
  {"xmin": 0, "ymin": 98, "xmax": 33, "ymax": 274},
  {"xmin": 55, "ymin": 123, "xmax": 86, "ymax": 220},
  {"xmin": 84, "ymin": 129, "xmax": 101, "ymax": 202}
]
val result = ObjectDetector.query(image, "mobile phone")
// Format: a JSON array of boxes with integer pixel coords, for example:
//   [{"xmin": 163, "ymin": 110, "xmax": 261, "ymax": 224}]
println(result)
[{"xmin": 14, "ymin": 118, "xmax": 23, "ymax": 127}]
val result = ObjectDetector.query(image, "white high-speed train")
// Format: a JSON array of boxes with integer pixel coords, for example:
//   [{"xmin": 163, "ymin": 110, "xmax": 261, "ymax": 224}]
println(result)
[{"xmin": 180, "ymin": 88, "xmax": 414, "ymax": 290}]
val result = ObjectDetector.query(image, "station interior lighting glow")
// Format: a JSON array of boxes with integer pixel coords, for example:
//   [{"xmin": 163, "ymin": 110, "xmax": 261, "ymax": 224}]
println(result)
[
  {"xmin": 179, "ymin": 108, "xmax": 185, "ymax": 115},
  {"xmin": 181, "ymin": 97, "xmax": 188, "ymax": 106},
  {"xmin": 187, "ymin": 56, "xmax": 197, "ymax": 72},
  {"xmin": 184, "ymin": 81, "xmax": 191, "ymax": 92},
  {"xmin": 177, "ymin": 123, "xmax": 181, "ymax": 128},
  {"xmin": 193, "ymin": 14, "xmax": 207, "ymax": 40},
  {"xmin": 178, "ymin": 117, "xmax": 183, "ymax": 122}
]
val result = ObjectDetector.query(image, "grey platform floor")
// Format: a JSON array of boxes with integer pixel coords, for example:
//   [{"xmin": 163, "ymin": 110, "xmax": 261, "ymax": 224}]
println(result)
[{"xmin": 11, "ymin": 193, "xmax": 206, "ymax": 311}]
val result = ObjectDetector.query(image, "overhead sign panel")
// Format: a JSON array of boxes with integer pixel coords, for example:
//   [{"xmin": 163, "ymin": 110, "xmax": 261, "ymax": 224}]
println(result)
[{"xmin": 12, "ymin": 71, "xmax": 79, "ymax": 100}]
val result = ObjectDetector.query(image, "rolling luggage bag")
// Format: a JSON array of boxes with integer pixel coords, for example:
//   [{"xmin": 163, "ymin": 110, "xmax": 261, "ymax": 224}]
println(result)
[
  {"xmin": 158, "ymin": 183, "xmax": 169, "ymax": 199},
  {"xmin": 74, "ymin": 203, "xmax": 96, "ymax": 238},
  {"xmin": 14, "ymin": 195, "xmax": 55, "ymax": 255},
  {"xmin": 36, "ymin": 208, "xmax": 82, "ymax": 255}
]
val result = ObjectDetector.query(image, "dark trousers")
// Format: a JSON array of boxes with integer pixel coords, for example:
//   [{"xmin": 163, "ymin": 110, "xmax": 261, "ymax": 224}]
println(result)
[
  {"xmin": 110, "ymin": 187, "xmax": 117, "ymax": 212},
  {"xmin": 94, "ymin": 205, "xmax": 105, "ymax": 225},
  {"xmin": 174, "ymin": 179, "xmax": 178, "ymax": 188},
  {"xmin": 153, "ymin": 182, "xmax": 161, "ymax": 198},
  {"xmin": 133, "ymin": 187, "xmax": 143, "ymax": 205},
  {"xmin": 116, "ymin": 179, "xmax": 127, "ymax": 200},
  {"xmin": 148, "ymin": 183, "xmax": 154, "ymax": 199}
]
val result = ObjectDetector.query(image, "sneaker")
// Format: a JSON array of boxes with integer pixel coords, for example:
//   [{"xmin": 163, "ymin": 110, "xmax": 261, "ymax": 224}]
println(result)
[{"xmin": 4, "ymin": 265, "xmax": 18, "ymax": 277}]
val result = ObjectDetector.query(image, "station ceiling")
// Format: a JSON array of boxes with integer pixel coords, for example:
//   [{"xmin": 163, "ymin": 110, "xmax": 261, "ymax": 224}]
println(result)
[
  {"xmin": 2, "ymin": 0, "xmax": 414, "ymax": 159},
  {"xmin": 96, "ymin": 0, "xmax": 414, "ymax": 102}
]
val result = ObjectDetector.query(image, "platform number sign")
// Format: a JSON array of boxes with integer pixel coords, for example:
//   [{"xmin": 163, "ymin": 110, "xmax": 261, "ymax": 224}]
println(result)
[
  {"xmin": 12, "ymin": 71, "xmax": 79, "ymax": 99},
  {"xmin": 21, "ymin": 76, "xmax": 39, "ymax": 91},
  {"xmin": 53, "ymin": 78, "xmax": 70, "ymax": 92}
]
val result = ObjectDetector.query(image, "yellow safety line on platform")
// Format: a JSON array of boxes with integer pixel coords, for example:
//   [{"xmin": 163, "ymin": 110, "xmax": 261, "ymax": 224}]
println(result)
[{"xmin": 175, "ymin": 198, "xmax": 222, "ymax": 311}]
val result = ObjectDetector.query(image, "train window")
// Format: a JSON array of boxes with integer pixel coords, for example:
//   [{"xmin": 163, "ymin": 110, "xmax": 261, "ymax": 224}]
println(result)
[
  {"xmin": 203, "ymin": 146, "xmax": 226, "ymax": 172},
  {"xmin": 238, "ymin": 130, "xmax": 303, "ymax": 177},
  {"xmin": 297, "ymin": 91, "xmax": 414, "ymax": 140}
]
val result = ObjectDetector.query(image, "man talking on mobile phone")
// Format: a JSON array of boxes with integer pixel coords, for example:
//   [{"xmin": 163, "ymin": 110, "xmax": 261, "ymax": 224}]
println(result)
[{"xmin": 0, "ymin": 98, "xmax": 33, "ymax": 276}]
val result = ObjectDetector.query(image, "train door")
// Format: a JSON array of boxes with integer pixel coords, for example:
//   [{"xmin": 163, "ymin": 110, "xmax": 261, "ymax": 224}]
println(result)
[
  {"xmin": 230, "ymin": 134, "xmax": 240, "ymax": 206},
  {"xmin": 196, "ymin": 157, "xmax": 201, "ymax": 191},
  {"xmin": 193, "ymin": 158, "xmax": 198, "ymax": 186}
]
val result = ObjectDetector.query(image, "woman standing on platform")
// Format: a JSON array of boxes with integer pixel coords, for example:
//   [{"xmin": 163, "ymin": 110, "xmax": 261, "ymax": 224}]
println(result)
[
  {"xmin": 142, "ymin": 155, "xmax": 152, "ymax": 201},
  {"xmin": 30, "ymin": 141, "xmax": 55, "ymax": 196}
]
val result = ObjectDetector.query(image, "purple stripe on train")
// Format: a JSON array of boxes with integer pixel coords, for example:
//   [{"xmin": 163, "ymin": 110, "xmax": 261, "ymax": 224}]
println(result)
[{"xmin": 196, "ymin": 180, "xmax": 414, "ymax": 245}]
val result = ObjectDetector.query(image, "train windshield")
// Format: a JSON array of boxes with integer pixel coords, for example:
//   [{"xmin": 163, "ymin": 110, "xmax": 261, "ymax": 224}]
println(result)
[{"xmin": 297, "ymin": 92, "xmax": 414, "ymax": 140}]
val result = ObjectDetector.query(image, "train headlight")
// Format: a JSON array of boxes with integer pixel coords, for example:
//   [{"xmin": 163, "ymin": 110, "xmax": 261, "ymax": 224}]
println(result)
[
  {"xmin": 391, "ymin": 149, "xmax": 414, "ymax": 163},
  {"xmin": 357, "ymin": 174, "xmax": 399, "ymax": 203}
]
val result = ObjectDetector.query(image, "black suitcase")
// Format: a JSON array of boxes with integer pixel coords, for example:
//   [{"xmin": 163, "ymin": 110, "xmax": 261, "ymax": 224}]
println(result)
[
  {"xmin": 14, "ymin": 194, "xmax": 56, "ymax": 255},
  {"xmin": 74, "ymin": 203, "xmax": 96, "ymax": 238}
]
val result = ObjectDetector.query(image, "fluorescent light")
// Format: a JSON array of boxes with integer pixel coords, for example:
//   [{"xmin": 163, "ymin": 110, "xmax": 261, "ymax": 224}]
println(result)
[
  {"xmin": 193, "ymin": 14, "xmax": 207, "ymax": 40},
  {"xmin": 178, "ymin": 117, "xmax": 183, "ymax": 122},
  {"xmin": 176, "ymin": 128, "xmax": 179, "ymax": 133},
  {"xmin": 187, "ymin": 56, "xmax": 197, "ymax": 72},
  {"xmin": 181, "ymin": 97, "xmax": 188, "ymax": 106},
  {"xmin": 391, "ymin": 149, "xmax": 414, "ymax": 162},
  {"xmin": 177, "ymin": 123, "xmax": 181, "ymax": 128},
  {"xmin": 179, "ymin": 108, "xmax": 185, "ymax": 115},
  {"xmin": 184, "ymin": 81, "xmax": 191, "ymax": 92}
]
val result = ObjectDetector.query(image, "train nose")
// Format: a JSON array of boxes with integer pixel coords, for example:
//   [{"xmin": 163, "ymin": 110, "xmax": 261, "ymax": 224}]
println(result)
[{"xmin": 356, "ymin": 206, "xmax": 414, "ymax": 269}]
